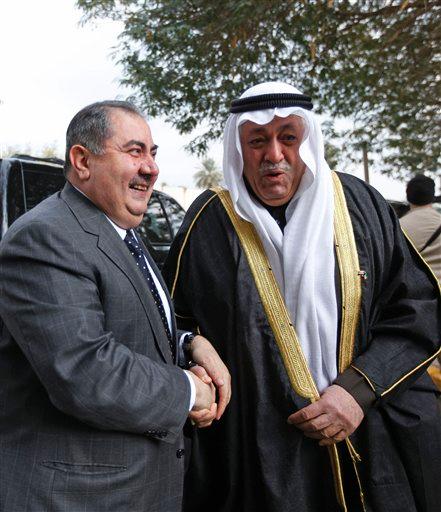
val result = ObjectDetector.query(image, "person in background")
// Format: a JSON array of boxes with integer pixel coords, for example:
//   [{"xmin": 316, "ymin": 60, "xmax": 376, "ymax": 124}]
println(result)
[
  {"xmin": 400, "ymin": 174, "xmax": 441, "ymax": 282},
  {"xmin": 400, "ymin": 173, "xmax": 441, "ymax": 388}
]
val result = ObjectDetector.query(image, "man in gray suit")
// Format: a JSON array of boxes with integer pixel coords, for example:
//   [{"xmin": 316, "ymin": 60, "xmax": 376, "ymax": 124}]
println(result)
[{"xmin": 0, "ymin": 101, "xmax": 230, "ymax": 511}]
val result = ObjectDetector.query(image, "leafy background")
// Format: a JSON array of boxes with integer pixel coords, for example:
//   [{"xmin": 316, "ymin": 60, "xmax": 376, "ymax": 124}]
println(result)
[{"xmin": 77, "ymin": 0, "xmax": 440, "ymax": 180}]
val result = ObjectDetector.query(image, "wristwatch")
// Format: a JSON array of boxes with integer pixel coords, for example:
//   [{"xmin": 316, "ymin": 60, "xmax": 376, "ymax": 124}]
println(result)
[{"xmin": 183, "ymin": 332, "xmax": 196, "ymax": 366}]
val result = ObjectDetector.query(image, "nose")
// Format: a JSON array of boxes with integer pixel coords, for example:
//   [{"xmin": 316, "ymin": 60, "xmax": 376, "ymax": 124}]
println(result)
[
  {"xmin": 139, "ymin": 157, "xmax": 159, "ymax": 176},
  {"xmin": 264, "ymin": 138, "xmax": 284, "ymax": 164}
]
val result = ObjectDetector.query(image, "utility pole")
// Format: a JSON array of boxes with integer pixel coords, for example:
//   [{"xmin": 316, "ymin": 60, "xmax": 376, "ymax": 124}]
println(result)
[{"xmin": 362, "ymin": 141, "xmax": 370, "ymax": 184}]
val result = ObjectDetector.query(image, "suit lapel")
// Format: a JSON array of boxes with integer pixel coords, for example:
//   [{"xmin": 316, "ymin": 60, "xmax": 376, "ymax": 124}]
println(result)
[
  {"xmin": 60, "ymin": 183, "xmax": 173, "ymax": 364},
  {"xmin": 137, "ymin": 234, "xmax": 178, "ymax": 341}
]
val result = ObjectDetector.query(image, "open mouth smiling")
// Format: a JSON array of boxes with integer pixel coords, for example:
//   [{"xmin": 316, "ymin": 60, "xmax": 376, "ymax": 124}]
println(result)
[
  {"xmin": 130, "ymin": 183, "xmax": 148, "ymax": 192},
  {"xmin": 129, "ymin": 178, "xmax": 151, "ymax": 192}
]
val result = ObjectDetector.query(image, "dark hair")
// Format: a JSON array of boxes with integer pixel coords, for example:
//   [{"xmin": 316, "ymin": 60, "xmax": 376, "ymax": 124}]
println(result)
[
  {"xmin": 64, "ymin": 100, "xmax": 143, "ymax": 174},
  {"xmin": 406, "ymin": 174, "xmax": 435, "ymax": 206}
]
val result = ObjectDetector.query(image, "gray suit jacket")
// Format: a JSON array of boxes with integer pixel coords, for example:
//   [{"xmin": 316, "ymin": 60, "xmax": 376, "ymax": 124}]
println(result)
[{"xmin": 0, "ymin": 183, "xmax": 191, "ymax": 511}]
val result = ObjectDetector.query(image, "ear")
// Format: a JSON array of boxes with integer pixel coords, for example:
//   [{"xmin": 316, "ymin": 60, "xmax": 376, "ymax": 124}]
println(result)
[{"xmin": 69, "ymin": 145, "xmax": 92, "ymax": 181}]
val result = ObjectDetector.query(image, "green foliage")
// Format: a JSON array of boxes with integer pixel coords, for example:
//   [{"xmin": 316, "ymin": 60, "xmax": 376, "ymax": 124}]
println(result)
[
  {"xmin": 77, "ymin": 0, "xmax": 440, "ymax": 179},
  {"xmin": 194, "ymin": 157, "xmax": 222, "ymax": 188}
]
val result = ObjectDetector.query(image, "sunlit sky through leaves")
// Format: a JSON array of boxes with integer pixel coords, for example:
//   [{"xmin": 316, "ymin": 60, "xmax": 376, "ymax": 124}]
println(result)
[{"xmin": 0, "ymin": 0, "xmax": 409, "ymax": 199}]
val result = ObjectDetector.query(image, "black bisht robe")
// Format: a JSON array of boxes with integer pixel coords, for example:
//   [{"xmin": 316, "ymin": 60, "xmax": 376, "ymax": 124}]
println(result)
[{"xmin": 163, "ymin": 172, "xmax": 441, "ymax": 512}]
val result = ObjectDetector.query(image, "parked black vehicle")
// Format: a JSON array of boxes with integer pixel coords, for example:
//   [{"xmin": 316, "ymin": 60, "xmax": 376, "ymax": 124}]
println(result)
[
  {"xmin": 388, "ymin": 198, "xmax": 441, "ymax": 219},
  {"xmin": 388, "ymin": 199, "xmax": 410, "ymax": 219},
  {"xmin": 0, "ymin": 155, "xmax": 186, "ymax": 267}
]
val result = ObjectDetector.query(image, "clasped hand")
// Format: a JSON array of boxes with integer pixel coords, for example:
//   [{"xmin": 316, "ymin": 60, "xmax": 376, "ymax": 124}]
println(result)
[
  {"xmin": 287, "ymin": 385, "xmax": 364, "ymax": 446},
  {"xmin": 187, "ymin": 335, "xmax": 231, "ymax": 428}
]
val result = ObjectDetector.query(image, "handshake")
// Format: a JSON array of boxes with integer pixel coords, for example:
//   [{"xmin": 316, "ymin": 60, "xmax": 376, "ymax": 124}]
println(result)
[{"xmin": 184, "ymin": 335, "xmax": 231, "ymax": 428}]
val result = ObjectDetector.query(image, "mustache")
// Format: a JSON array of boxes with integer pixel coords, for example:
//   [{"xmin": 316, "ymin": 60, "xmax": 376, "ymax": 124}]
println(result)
[
  {"xmin": 129, "ymin": 176, "xmax": 152, "ymax": 187},
  {"xmin": 259, "ymin": 161, "xmax": 292, "ymax": 174}
]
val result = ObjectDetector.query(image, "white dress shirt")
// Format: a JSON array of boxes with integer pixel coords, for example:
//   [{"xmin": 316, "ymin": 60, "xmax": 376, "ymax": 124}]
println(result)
[{"xmin": 105, "ymin": 218, "xmax": 196, "ymax": 410}]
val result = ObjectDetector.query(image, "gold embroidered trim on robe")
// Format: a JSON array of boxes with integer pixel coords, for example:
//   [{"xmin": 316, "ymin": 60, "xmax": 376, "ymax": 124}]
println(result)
[
  {"xmin": 332, "ymin": 172, "xmax": 362, "ymax": 373},
  {"xmin": 169, "ymin": 182, "xmax": 365, "ymax": 511},
  {"xmin": 331, "ymin": 173, "xmax": 366, "ymax": 511},
  {"xmin": 379, "ymin": 230, "xmax": 441, "ymax": 397},
  {"xmin": 214, "ymin": 186, "xmax": 320, "ymax": 401},
  {"xmin": 171, "ymin": 193, "xmax": 218, "ymax": 299},
  {"xmin": 213, "ymin": 185, "xmax": 353, "ymax": 511}
]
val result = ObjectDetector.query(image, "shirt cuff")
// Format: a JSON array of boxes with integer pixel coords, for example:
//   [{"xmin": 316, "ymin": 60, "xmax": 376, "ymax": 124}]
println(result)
[
  {"xmin": 334, "ymin": 367, "xmax": 376, "ymax": 414},
  {"xmin": 183, "ymin": 370, "xmax": 196, "ymax": 411}
]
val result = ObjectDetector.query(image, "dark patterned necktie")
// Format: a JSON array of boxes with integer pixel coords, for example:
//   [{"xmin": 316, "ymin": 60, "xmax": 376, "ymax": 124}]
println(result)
[{"xmin": 124, "ymin": 230, "xmax": 174, "ymax": 361}]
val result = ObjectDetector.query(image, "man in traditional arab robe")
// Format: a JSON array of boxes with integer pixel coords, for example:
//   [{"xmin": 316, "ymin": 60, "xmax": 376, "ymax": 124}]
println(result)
[{"xmin": 163, "ymin": 82, "xmax": 441, "ymax": 512}]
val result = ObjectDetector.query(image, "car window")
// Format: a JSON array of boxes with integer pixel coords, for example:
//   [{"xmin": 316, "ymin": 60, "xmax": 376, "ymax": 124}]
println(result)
[
  {"xmin": 2, "ymin": 158, "xmax": 181, "ymax": 267},
  {"xmin": 23, "ymin": 168, "xmax": 65, "ymax": 211},
  {"xmin": 159, "ymin": 194, "xmax": 185, "ymax": 235},
  {"xmin": 6, "ymin": 164, "xmax": 25, "ymax": 225},
  {"xmin": 137, "ymin": 194, "xmax": 172, "ymax": 244},
  {"xmin": 6, "ymin": 166, "xmax": 66, "ymax": 226}
]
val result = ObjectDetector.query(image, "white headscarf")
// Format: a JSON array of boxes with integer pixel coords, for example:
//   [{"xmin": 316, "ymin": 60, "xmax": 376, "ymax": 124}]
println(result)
[{"xmin": 223, "ymin": 81, "xmax": 337, "ymax": 392}]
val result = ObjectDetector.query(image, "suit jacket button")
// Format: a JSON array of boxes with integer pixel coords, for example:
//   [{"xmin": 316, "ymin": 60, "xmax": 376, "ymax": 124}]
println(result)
[{"xmin": 176, "ymin": 449, "xmax": 185, "ymax": 458}]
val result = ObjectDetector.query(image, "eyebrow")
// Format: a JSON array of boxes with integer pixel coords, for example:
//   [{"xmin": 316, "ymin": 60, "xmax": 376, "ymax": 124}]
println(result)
[
  {"xmin": 122, "ymin": 140, "xmax": 159, "ymax": 152},
  {"xmin": 248, "ymin": 123, "xmax": 301, "ymax": 135},
  {"xmin": 123, "ymin": 140, "xmax": 146, "ymax": 149}
]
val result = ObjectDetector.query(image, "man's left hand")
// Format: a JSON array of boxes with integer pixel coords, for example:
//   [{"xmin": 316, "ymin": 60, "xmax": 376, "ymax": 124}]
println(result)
[
  {"xmin": 190, "ymin": 335, "xmax": 231, "ymax": 420},
  {"xmin": 287, "ymin": 385, "xmax": 364, "ymax": 446}
]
